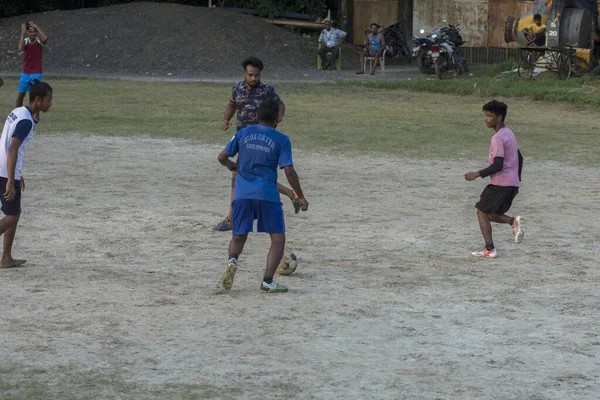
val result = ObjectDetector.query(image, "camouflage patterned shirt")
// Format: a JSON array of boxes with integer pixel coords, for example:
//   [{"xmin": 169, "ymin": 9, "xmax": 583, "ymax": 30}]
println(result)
[{"xmin": 230, "ymin": 81, "xmax": 281, "ymax": 131}]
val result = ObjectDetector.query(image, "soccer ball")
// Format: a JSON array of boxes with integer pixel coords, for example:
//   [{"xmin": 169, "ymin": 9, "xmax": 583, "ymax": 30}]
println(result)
[{"xmin": 276, "ymin": 252, "xmax": 298, "ymax": 276}]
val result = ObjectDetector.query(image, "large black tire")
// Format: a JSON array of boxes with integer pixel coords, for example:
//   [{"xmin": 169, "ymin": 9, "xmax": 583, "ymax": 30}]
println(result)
[
  {"xmin": 0, "ymin": 76, "xmax": 3, "ymax": 88},
  {"xmin": 517, "ymin": 53, "xmax": 534, "ymax": 79},
  {"xmin": 435, "ymin": 54, "xmax": 447, "ymax": 79},
  {"xmin": 416, "ymin": 51, "xmax": 435, "ymax": 74},
  {"xmin": 461, "ymin": 57, "xmax": 469, "ymax": 73},
  {"xmin": 557, "ymin": 53, "xmax": 571, "ymax": 80},
  {"xmin": 591, "ymin": 65, "xmax": 600, "ymax": 80}
]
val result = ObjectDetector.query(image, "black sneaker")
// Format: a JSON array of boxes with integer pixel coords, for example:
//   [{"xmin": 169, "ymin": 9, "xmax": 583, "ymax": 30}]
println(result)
[{"xmin": 212, "ymin": 218, "xmax": 232, "ymax": 231}]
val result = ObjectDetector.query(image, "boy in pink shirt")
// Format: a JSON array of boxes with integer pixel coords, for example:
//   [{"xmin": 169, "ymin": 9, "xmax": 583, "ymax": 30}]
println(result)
[{"xmin": 464, "ymin": 100, "xmax": 524, "ymax": 258}]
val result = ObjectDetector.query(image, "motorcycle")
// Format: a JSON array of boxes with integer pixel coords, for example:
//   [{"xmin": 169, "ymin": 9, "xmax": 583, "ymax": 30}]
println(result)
[
  {"xmin": 411, "ymin": 29, "xmax": 435, "ymax": 74},
  {"xmin": 430, "ymin": 24, "xmax": 469, "ymax": 79}
]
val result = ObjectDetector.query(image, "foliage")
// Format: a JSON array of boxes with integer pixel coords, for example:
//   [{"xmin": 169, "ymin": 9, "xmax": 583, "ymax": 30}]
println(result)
[{"xmin": 345, "ymin": 62, "xmax": 600, "ymax": 108}]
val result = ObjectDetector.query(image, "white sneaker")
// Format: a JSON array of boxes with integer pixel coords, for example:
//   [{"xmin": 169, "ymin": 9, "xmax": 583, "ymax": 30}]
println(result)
[
  {"xmin": 471, "ymin": 248, "xmax": 498, "ymax": 258},
  {"xmin": 512, "ymin": 216, "xmax": 524, "ymax": 244},
  {"xmin": 260, "ymin": 280, "xmax": 289, "ymax": 293}
]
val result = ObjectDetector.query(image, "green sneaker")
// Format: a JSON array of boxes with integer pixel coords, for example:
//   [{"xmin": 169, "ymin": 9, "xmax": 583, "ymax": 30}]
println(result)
[
  {"xmin": 220, "ymin": 259, "xmax": 238, "ymax": 291},
  {"xmin": 260, "ymin": 280, "xmax": 289, "ymax": 293}
]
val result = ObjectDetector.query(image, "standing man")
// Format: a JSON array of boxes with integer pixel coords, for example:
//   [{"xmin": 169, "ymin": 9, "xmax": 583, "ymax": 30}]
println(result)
[
  {"xmin": 357, "ymin": 23, "xmax": 386, "ymax": 75},
  {"xmin": 17, "ymin": 21, "xmax": 48, "ymax": 119},
  {"xmin": 213, "ymin": 56, "xmax": 299, "ymax": 231},
  {"xmin": 217, "ymin": 99, "xmax": 308, "ymax": 293},
  {"xmin": 465, "ymin": 100, "xmax": 524, "ymax": 258},
  {"xmin": 317, "ymin": 20, "xmax": 347, "ymax": 70},
  {"xmin": 0, "ymin": 82, "xmax": 53, "ymax": 268}
]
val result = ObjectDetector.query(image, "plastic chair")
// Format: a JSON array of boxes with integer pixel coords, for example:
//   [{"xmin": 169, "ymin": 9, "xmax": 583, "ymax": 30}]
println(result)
[
  {"xmin": 317, "ymin": 42, "xmax": 342, "ymax": 70},
  {"xmin": 364, "ymin": 46, "xmax": 390, "ymax": 72}
]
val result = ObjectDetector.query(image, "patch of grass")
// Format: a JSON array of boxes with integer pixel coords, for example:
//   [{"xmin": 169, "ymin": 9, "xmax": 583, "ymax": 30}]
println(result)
[
  {"xmin": 349, "ymin": 63, "xmax": 600, "ymax": 107},
  {"xmin": 0, "ymin": 364, "xmax": 227, "ymax": 399},
  {"xmin": 0, "ymin": 77, "xmax": 599, "ymax": 164}
]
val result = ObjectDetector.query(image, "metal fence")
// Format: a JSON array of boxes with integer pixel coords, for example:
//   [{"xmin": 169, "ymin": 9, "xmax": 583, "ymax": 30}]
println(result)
[{"xmin": 462, "ymin": 47, "xmax": 522, "ymax": 64}]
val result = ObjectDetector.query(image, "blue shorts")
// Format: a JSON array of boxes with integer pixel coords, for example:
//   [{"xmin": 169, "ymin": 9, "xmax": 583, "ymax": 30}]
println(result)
[
  {"xmin": 18, "ymin": 73, "xmax": 43, "ymax": 93},
  {"xmin": 232, "ymin": 199, "xmax": 285, "ymax": 235},
  {"xmin": 365, "ymin": 48, "xmax": 384, "ymax": 57}
]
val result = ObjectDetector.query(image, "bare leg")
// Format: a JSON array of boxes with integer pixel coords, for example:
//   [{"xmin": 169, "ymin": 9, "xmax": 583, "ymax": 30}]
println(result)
[
  {"xmin": 358, "ymin": 50, "xmax": 366, "ymax": 73},
  {"xmin": 371, "ymin": 54, "xmax": 380, "ymax": 74},
  {"xmin": 488, "ymin": 214, "xmax": 512, "ymax": 224},
  {"xmin": 0, "ymin": 214, "xmax": 26, "ymax": 268},
  {"xmin": 264, "ymin": 233, "xmax": 286, "ymax": 280},
  {"xmin": 226, "ymin": 171, "xmax": 236, "ymax": 221},
  {"xmin": 228, "ymin": 233, "xmax": 248, "ymax": 257},
  {"xmin": 477, "ymin": 210, "xmax": 494, "ymax": 247},
  {"xmin": 16, "ymin": 92, "xmax": 26, "ymax": 108}
]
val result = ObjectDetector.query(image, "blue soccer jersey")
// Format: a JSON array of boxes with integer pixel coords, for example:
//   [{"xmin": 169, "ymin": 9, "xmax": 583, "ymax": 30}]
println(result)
[{"xmin": 224, "ymin": 124, "xmax": 293, "ymax": 202}]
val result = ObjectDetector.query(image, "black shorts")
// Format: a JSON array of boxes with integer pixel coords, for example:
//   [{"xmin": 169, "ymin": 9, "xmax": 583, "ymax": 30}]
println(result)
[
  {"xmin": 475, "ymin": 184, "xmax": 518, "ymax": 215},
  {"xmin": 0, "ymin": 178, "xmax": 22, "ymax": 215},
  {"xmin": 534, "ymin": 34, "xmax": 546, "ymax": 46}
]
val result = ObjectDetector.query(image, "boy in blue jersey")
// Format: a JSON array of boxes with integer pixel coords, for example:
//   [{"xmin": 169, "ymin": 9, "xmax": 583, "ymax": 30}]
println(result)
[
  {"xmin": 217, "ymin": 99, "xmax": 309, "ymax": 293},
  {"xmin": 0, "ymin": 81, "xmax": 53, "ymax": 268}
]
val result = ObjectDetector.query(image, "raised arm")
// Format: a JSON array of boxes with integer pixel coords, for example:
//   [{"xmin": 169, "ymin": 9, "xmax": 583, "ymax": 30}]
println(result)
[
  {"xmin": 30, "ymin": 22, "xmax": 48, "ymax": 44},
  {"xmin": 18, "ymin": 23, "xmax": 26, "ymax": 52}
]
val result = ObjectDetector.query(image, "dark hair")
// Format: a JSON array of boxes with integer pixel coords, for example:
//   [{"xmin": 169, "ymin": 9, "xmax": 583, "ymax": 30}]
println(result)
[
  {"xmin": 242, "ymin": 56, "xmax": 264, "ymax": 71},
  {"xmin": 482, "ymin": 100, "xmax": 507, "ymax": 121},
  {"xmin": 370, "ymin": 23, "xmax": 379, "ymax": 28},
  {"xmin": 258, "ymin": 99, "xmax": 279, "ymax": 124},
  {"xmin": 29, "ymin": 81, "xmax": 52, "ymax": 103},
  {"xmin": 533, "ymin": 13, "xmax": 542, "ymax": 20}
]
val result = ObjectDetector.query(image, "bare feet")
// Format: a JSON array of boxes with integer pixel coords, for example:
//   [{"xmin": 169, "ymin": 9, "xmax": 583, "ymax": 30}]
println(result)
[{"xmin": 0, "ymin": 259, "xmax": 27, "ymax": 268}]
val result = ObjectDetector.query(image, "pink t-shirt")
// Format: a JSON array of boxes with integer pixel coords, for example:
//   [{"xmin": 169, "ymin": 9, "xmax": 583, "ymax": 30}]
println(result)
[{"xmin": 488, "ymin": 127, "xmax": 519, "ymax": 187}]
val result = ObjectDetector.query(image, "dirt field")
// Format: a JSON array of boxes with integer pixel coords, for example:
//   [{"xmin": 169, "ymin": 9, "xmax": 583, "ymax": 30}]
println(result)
[{"xmin": 0, "ymin": 134, "xmax": 598, "ymax": 398}]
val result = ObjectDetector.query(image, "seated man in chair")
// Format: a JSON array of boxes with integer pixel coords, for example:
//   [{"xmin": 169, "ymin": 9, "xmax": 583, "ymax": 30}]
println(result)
[
  {"xmin": 357, "ymin": 23, "xmax": 386, "ymax": 75},
  {"xmin": 318, "ymin": 20, "xmax": 347, "ymax": 70}
]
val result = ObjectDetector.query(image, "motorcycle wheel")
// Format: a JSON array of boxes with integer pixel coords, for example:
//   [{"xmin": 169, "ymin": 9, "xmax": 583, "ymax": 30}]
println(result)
[
  {"xmin": 462, "ymin": 58, "xmax": 470, "ymax": 74},
  {"xmin": 591, "ymin": 65, "xmax": 600, "ymax": 80},
  {"xmin": 416, "ymin": 51, "xmax": 435, "ymax": 75},
  {"xmin": 435, "ymin": 54, "xmax": 447, "ymax": 79}
]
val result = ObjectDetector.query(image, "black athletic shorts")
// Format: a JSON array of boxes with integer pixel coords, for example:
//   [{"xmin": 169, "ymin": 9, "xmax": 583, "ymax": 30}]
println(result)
[
  {"xmin": 475, "ymin": 184, "xmax": 518, "ymax": 215},
  {"xmin": 0, "ymin": 178, "xmax": 22, "ymax": 215}
]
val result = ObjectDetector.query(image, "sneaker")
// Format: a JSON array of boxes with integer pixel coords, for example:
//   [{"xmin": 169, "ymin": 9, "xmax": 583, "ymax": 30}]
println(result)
[
  {"xmin": 471, "ymin": 248, "xmax": 498, "ymax": 258},
  {"xmin": 512, "ymin": 216, "xmax": 524, "ymax": 244},
  {"xmin": 212, "ymin": 218, "xmax": 232, "ymax": 231},
  {"xmin": 292, "ymin": 191, "xmax": 301, "ymax": 214},
  {"xmin": 220, "ymin": 259, "xmax": 238, "ymax": 291},
  {"xmin": 260, "ymin": 280, "xmax": 289, "ymax": 293}
]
